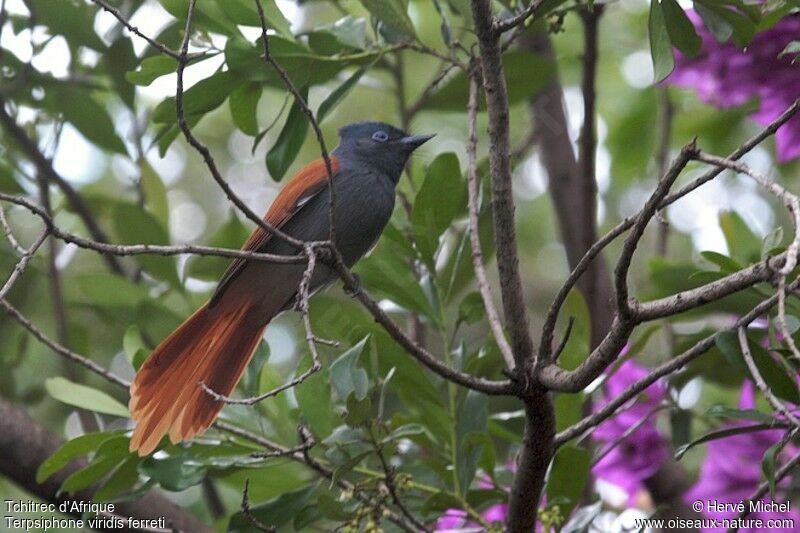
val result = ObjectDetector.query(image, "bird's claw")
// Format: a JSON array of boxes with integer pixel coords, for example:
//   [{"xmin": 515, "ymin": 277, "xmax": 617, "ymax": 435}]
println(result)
[{"xmin": 344, "ymin": 274, "xmax": 362, "ymax": 297}]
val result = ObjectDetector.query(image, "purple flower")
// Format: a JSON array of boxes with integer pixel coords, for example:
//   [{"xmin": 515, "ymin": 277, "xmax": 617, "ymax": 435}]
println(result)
[
  {"xmin": 686, "ymin": 381, "xmax": 800, "ymax": 531},
  {"xmin": 666, "ymin": 13, "xmax": 800, "ymax": 162},
  {"xmin": 591, "ymin": 360, "xmax": 669, "ymax": 503}
]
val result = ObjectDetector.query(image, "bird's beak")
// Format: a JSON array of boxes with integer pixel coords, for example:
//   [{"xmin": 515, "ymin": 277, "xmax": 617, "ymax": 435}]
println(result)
[{"xmin": 400, "ymin": 133, "xmax": 435, "ymax": 148}]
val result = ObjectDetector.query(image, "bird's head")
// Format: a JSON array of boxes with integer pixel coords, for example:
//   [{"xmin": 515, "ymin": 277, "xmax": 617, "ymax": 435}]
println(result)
[{"xmin": 333, "ymin": 121, "xmax": 434, "ymax": 182}]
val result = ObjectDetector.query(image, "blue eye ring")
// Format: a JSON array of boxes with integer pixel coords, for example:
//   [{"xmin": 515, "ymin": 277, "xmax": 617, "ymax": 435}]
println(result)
[{"xmin": 372, "ymin": 130, "xmax": 389, "ymax": 142}]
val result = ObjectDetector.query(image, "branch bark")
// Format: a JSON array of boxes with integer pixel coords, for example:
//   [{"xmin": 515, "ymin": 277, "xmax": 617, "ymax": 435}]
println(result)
[
  {"xmin": 0, "ymin": 397, "xmax": 211, "ymax": 533},
  {"xmin": 470, "ymin": 2, "xmax": 552, "ymax": 531}
]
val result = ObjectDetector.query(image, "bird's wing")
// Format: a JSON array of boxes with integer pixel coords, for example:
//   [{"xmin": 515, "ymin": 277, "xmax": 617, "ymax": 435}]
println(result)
[{"xmin": 209, "ymin": 156, "xmax": 340, "ymax": 306}]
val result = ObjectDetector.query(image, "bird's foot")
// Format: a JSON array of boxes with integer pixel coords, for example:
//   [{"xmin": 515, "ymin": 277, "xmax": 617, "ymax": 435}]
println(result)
[{"xmin": 343, "ymin": 273, "xmax": 362, "ymax": 297}]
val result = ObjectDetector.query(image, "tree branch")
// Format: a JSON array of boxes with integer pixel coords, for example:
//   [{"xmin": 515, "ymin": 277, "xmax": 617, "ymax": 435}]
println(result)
[
  {"xmin": 554, "ymin": 276, "xmax": 800, "ymax": 444},
  {"xmin": 466, "ymin": 66, "xmax": 515, "ymax": 370},
  {"xmin": 0, "ymin": 97, "xmax": 124, "ymax": 274},
  {"xmin": 0, "ymin": 397, "xmax": 211, "ymax": 533},
  {"xmin": 471, "ymin": 0, "xmax": 535, "ymax": 373}
]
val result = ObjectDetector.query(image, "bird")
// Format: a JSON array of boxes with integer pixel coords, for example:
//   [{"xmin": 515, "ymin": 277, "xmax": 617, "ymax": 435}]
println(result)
[{"xmin": 128, "ymin": 122, "xmax": 434, "ymax": 455}]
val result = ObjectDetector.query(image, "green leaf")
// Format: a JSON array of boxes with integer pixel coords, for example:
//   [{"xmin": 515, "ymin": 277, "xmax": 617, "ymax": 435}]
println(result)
[
  {"xmin": 661, "ymin": 0, "xmax": 702, "ymax": 57},
  {"xmin": 60, "ymin": 436, "xmax": 131, "ymax": 495},
  {"xmin": 106, "ymin": 38, "xmax": 138, "ymax": 109},
  {"xmin": 762, "ymin": 440, "xmax": 780, "ymax": 499},
  {"xmin": 329, "ymin": 337, "xmax": 370, "ymax": 401},
  {"xmin": 700, "ymin": 250, "xmax": 742, "ymax": 273},
  {"xmin": 0, "ymin": 160, "xmax": 24, "ymax": 194},
  {"xmin": 694, "ymin": 0, "xmax": 755, "ymax": 47},
  {"xmin": 37, "ymin": 432, "xmax": 122, "ymax": 483},
  {"xmin": 123, "ymin": 325, "xmax": 148, "ymax": 361},
  {"xmin": 559, "ymin": 289, "xmax": 591, "ymax": 372},
  {"xmin": 457, "ymin": 292, "xmax": 485, "ymax": 327},
  {"xmin": 715, "ymin": 331, "xmax": 800, "ymax": 404},
  {"xmin": 126, "ymin": 56, "xmax": 178, "ymax": 86},
  {"xmin": 456, "ymin": 390, "xmax": 488, "ymax": 494},
  {"xmin": 152, "ymin": 70, "xmax": 236, "ymax": 124},
  {"xmin": 229, "ymin": 82, "xmax": 263, "ymax": 136},
  {"xmin": 295, "ymin": 362, "xmax": 338, "ymax": 438},
  {"xmin": 266, "ymin": 87, "xmax": 310, "ymax": 181},
  {"xmin": 344, "ymin": 393, "xmax": 372, "ymax": 426},
  {"xmin": 140, "ymin": 161, "xmax": 170, "ymax": 228},
  {"xmin": 706, "ymin": 405, "xmax": 773, "ymax": 423},
  {"xmin": 113, "ymin": 203, "xmax": 180, "ymax": 288},
  {"xmin": 93, "ymin": 456, "xmax": 141, "ymax": 501},
  {"xmin": 45, "ymin": 378, "xmax": 130, "ymax": 418},
  {"xmin": 356, "ymin": 243, "xmax": 439, "ymax": 321},
  {"xmin": 427, "ymin": 52, "xmax": 554, "ymax": 109},
  {"xmin": 546, "ymin": 445, "xmax": 590, "ymax": 518},
  {"xmin": 315, "ymin": 16, "xmax": 369, "ymax": 50},
  {"xmin": 225, "ymin": 35, "xmax": 365, "ymax": 89},
  {"xmin": 779, "ymin": 41, "xmax": 800, "ymax": 61},
  {"xmin": 675, "ymin": 423, "xmax": 779, "ymax": 459},
  {"xmin": 359, "ymin": 0, "xmax": 417, "ymax": 40},
  {"xmin": 411, "ymin": 152, "xmax": 466, "ymax": 268},
  {"xmin": 694, "ymin": 2, "xmax": 733, "ymax": 43},
  {"xmin": 762, "ymin": 227, "xmax": 785, "ymax": 258},
  {"xmin": 606, "ymin": 89, "xmax": 658, "ymax": 183},
  {"xmin": 29, "ymin": 0, "xmax": 105, "ymax": 51},
  {"xmin": 317, "ymin": 66, "xmax": 369, "ymax": 122},
  {"xmin": 719, "ymin": 211, "xmax": 762, "ymax": 263},
  {"xmin": 382, "ymin": 423, "xmax": 426, "ymax": 443},
  {"xmin": 48, "ymin": 87, "xmax": 127, "ymax": 154},
  {"xmin": 139, "ymin": 453, "xmax": 207, "ymax": 491},
  {"xmin": 215, "ymin": 0, "xmax": 293, "ymax": 38},
  {"xmin": 73, "ymin": 272, "xmax": 149, "ymax": 309},
  {"xmin": 555, "ymin": 393, "xmax": 584, "ymax": 433},
  {"xmin": 186, "ymin": 214, "xmax": 250, "ymax": 281},
  {"xmin": 649, "ymin": 0, "xmax": 675, "ymax": 82},
  {"xmin": 229, "ymin": 484, "xmax": 317, "ymax": 532}
]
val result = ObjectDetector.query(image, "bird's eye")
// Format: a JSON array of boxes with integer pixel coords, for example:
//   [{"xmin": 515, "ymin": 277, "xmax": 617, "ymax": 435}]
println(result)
[{"xmin": 372, "ymin": 130, "xmax": 389, "ymax": 142}]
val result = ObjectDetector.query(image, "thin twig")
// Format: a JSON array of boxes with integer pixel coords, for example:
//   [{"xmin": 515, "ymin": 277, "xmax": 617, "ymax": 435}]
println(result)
[
  {"xmin": 693, "ymin": 150, "xmax": 800, "ymax": 363},
  {"xmin": 241, "ymin": 479, "xmax": 276, "ymax": 532},
  {"xmin": 591, "ymin": 404, "xmax": 670, "ymax": 466},
  {"xmin": 253, "ymin": 0, "xmax": 337, "ymax": 244},
  {"xmin": 737, "ymin": 327, "xmax": 800, "ymax": 429},
  {"xmin": 368, "ymin": 426, "xmax": 431, "ymax": 532},
  {"xmin": 730, "ymin": 450, "xmax": 800, "ymax": 531},
  {"xmin": 493, "ymin": 0, "xmax": 546, "ymax": 34},
  {"xmin": 0, "ymin": 206, "xmax": 25, "ymax": 255},
  {"xmin": 0, "ymin": 193, "xmax": 306, "ymax": 264},
  {"xmin": 200, "ymin": 245, "xmax": 327, "ymax": 405},
  {"xmin": 0, "ymin": 299, "xmax": 132, "ymax": 388},
  {"xmin": 329, "ymin": 251, "xmax": 515, "ymax": 396},
  {"xmin": 536, "ymin": 100, "xmax": 800, "ymax": 366},
  {"xmin": 466, "ymin": 66, "xmax": 515, "ymax": 370},
  {"xmin": 613, "ymin": 141, "xmax": 697, "ymax": 318},
  {"xmin": 0, "ymin": 98, "xmax": 124, "ymax": 273},
  {"xmin": 0, "ymin": 230, "xmax": 48, "ymax": 300},
  {"xmin": 88, "ymin": 0, "xmax": 180, "ymax": 59},
  {"xmin": 174, "ymin": 1, "xmax": 303, "ymax": 249},
  {"xmin": 554, "ymin": 276, "xmax": 800, "ymax": 445}
]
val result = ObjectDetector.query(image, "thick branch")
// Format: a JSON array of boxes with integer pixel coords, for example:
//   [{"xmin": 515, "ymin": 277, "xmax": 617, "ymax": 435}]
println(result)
[
  {"xmin": 330, "ymin": 255, "xmax": 515, "ymax": 396},
  {"xmin": 555, "ymin": 276, "xmax": 800, "ymax": 444},
  {"xmin": 466, "ymin": 68, "xmax": 515, "ymax": 370},
  {"xmin": 471, "ymin": 0, "xmax": 535, "ymax": 371},
  {"xmin": 537, "ymin": 100, "xmax": 800, "ymax": 364},
  {"xmin": 0, "ymin": 397, "xmax": 211, "ymax": 532}
]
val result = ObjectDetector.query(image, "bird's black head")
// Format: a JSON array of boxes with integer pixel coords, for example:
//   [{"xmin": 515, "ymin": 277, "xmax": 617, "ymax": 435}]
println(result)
[{"xmin": 333, "ymin": 121, "xmax": 434, "ymax": 183}]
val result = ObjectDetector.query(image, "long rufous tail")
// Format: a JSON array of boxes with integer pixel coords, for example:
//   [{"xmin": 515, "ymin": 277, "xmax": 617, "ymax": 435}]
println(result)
[{"xmin": 128, "ymin": 302, "xmax": 267, "ymax": 455}]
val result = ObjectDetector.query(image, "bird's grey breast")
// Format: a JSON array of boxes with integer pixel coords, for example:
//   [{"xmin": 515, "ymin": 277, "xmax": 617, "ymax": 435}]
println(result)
[{"xmin": 330, "ymin": 168, "xmax": 395, "ymax": 265}]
